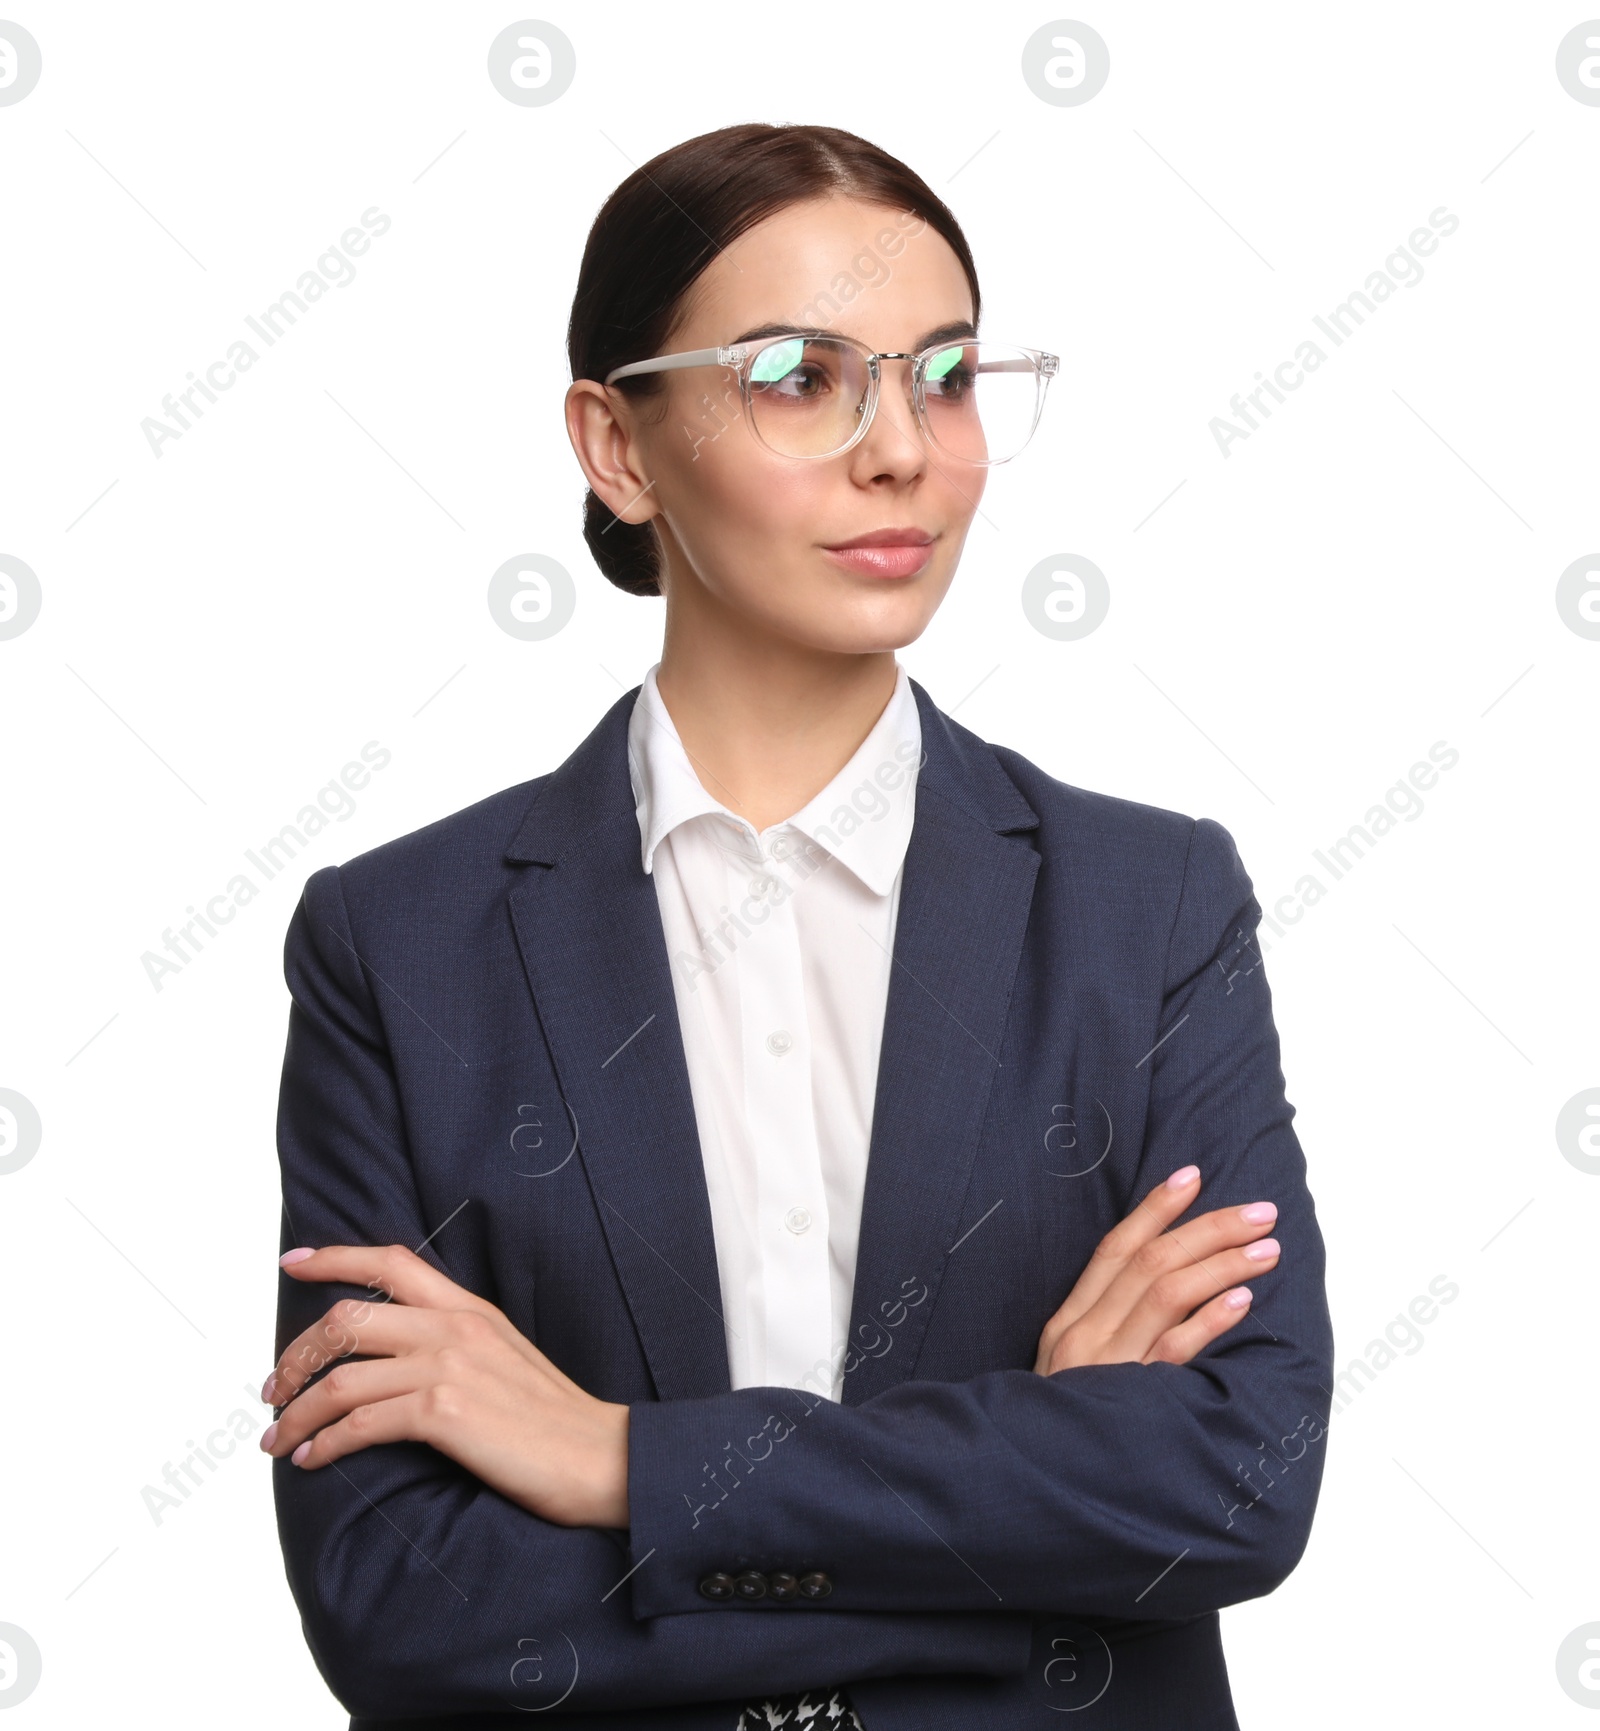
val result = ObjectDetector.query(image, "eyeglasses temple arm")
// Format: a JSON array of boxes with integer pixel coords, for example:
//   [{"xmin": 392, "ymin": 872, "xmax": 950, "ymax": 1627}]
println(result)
[
  {"xmin": 603, "ymin": 346, "xmax": 740, "ymax": 386},
  {"xmin": 969, "ymin": 352, "xmax": 1060, "ymax": 376}
]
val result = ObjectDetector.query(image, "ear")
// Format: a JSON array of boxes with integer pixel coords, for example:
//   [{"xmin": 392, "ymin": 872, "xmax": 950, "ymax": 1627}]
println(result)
[{"xmin": 565, "ymin": 381, "xmax": 659, "ymax": 524}]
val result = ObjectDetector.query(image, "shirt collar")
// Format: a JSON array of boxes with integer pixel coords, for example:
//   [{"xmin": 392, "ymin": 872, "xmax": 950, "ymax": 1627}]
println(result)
[{"xmin": 627, "ymin": 661, "xmax": 922, "ymax": 897}]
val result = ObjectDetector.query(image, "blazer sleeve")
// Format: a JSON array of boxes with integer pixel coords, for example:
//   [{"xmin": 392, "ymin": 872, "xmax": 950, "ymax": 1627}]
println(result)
[
  {"xmin": 270, "ymin": 863, "xmax": 1034, "ymax": 1721},
  {"xmin": 624, "ymin": 816, "xmax": 1335, "ymax": 1623}
]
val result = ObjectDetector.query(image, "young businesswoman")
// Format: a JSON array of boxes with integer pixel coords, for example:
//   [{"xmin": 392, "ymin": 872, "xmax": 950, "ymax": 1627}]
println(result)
[{"xmin": 264, "ymin": 124, "xmax": 1333, "ymax": 1731}]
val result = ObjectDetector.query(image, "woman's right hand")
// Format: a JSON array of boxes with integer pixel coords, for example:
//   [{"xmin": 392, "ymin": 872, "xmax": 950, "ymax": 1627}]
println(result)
[{"xmin": 1033, "ymin": 1166, "xmax": 1280, "ymax": 1375}]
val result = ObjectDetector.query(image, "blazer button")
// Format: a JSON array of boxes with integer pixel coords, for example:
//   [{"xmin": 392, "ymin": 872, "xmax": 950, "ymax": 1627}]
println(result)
[
  {"xmin": 798, "ymin": 1570, "xmax": 833, "ymax": 1600},
  {"xmin": 733, "ymin": 1570, "xmax": 768, "ymax": 1600},
  {"xmin": 767, "ymin": 1570, "xmax": 800, "ymax": 1602},
  {"xmin": 697, "ymin": 1572, "xmax": 736, "ymax": 1601}
]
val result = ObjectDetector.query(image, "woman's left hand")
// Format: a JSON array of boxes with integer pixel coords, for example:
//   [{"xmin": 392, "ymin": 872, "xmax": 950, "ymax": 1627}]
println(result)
[{"xmin": 260, "ymin": 1244, "xmax": 630, "ymax": 1529}]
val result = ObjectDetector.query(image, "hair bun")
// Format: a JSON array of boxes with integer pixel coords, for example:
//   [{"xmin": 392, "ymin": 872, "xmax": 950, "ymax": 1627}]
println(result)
[{"xmin": 582, "ymin": 487, "xmax": 661, "ymax": 598}]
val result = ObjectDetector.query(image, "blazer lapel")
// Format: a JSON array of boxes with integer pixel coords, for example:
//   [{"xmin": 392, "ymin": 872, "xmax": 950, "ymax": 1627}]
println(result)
[
  {"xmin": 503, "ymin": 688, "xmax": 733, "ymax": 1401},
  {"xmin": 499, "ymin": 676, "xmax": 1041, "ymax": 1410},
  {"xmin": 840, "ymin": 680, "xmax": 1041, "ymax": 1405}
]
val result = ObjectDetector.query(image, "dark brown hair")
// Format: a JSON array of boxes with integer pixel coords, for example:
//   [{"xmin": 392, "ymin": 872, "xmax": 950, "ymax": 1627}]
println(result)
[{"xmin": 566, "ymin": 123, "xmax": 982, "ymax": 597}]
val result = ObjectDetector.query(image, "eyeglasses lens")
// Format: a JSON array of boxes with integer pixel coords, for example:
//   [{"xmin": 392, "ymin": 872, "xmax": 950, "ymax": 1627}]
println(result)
[{"xmin": 746, "ymin": 338, "xmax": 1043, "ymax": 463}]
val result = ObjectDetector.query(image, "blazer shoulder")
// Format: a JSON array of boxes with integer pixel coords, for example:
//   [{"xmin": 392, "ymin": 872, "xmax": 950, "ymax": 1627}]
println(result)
[
  {"xmin": 976, "ymin": 734, "xmax": 1260, "ymax": 978},
  {"xmin": 978, "ymin": 726, "xmax": 1253, "ymax": 902},
  {"xmin": 981, "ymin": 734, "xmax": 1200, "ymax": 858},
  {"xmin": 921, "ymin": 695, "xmax": 1251, "ymax": 897},
  {"xmin": 309, "ymin": 772, "xmax": 554, "ymax": 909}
]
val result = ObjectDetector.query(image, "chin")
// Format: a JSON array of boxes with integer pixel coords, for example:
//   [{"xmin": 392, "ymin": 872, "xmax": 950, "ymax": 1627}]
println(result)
[
  {"xmin": 803, "ymin": 604, "xmax": 940, "ymax": 657},
  {"xmin": 732, "ymin": 567, "xmax": 948, "ymax": 654}
]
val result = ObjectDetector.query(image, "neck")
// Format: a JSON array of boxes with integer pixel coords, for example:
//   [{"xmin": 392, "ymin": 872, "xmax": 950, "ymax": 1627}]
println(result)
[{"xmin": 654, "ymin": 607, "xmax": 899, "ymax": 835}]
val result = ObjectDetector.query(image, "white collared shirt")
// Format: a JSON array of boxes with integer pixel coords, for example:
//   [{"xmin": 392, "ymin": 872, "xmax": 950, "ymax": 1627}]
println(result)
[{"xmin": 627, "ymin": 661, "xmax": 922, "ymax": 1402}]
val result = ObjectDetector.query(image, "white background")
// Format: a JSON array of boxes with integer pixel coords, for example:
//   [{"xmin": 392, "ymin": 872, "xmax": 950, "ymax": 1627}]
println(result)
[{"xmin": 2, "ymin": 2, "xmax": 1597, "ymax": 1725}]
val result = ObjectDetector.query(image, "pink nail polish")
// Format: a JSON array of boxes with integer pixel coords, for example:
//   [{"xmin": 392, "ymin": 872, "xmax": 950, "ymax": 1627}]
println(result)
[
  {"xmin": 279, "ymin": 1248, "xmax": 315, "ymax": 1267},
  {"xmin": 291, "ymin": 1440, "xmax": 312, "ymax": 1465},
  {"xmin": 1166, "ymin": 1165, "xmax": 1200, "ymax": 1189},
  {"xmin": 1243, "ymin": 1238, "xmax": 1280, "ymax": 1262},
  {"xmin": 261, "ymin": 1372, "xmax": 278, "ymax": 1402},
  {"xmin": 1240, "ymin": 1202, "xmax": 1277, "ymax": 1224},
  {"xmin": 1223, "ymin": 1287, "xmax": 1251, "ymax": 1309},
  {"xmin": 259, "ymin": 1421, "xmax": 278, "ymax": 1451}
]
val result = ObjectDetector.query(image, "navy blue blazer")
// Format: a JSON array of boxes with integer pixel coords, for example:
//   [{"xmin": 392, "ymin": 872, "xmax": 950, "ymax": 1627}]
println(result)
[{"xmin": 272, "ymin": 677, "xmax": 1334, "ymax": 1731}]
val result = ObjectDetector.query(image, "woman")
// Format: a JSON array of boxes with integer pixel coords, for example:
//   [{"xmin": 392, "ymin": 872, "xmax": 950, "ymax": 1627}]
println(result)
[{"xmin": 263, "ymin": 123, "xmax": 1332, "ymax": 1731}]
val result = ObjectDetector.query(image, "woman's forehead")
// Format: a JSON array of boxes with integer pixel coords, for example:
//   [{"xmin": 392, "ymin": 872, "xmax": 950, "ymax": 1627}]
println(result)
[{"xmin": 677, "ymin": 203, "xmax": 972, "ymax": 342}]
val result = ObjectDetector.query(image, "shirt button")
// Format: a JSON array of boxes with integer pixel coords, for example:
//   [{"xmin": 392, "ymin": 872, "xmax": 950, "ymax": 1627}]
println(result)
[
  {"xmin": 749, "ymin": 874, "xmax": 775, "ymax": 897},
  {"xmin": 785, "ymin": 1207, "xmax": 812, "ymax": 1235},
  {"xmin": 769, "ymin": 837, "xmax": 789, "ymax": 860},
  {"xmin": 765, "ymin": 1029, "xmax": 793, "ymax": 1056}
]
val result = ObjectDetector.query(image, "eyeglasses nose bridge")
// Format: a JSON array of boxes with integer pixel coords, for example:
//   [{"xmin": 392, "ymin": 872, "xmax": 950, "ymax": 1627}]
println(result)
[{"xmin": 857, "ymin": 352, "xmax": 927, "ymax": 443}]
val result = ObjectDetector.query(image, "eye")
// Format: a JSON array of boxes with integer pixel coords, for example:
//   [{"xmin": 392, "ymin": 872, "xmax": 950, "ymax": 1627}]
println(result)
[
  {"xmin": 749, "ymin": 339, "xmax": 840, "ymax": 402},
  {"xmin": 924, "ymin": 345, "xmax": 974, "ymax": 395},
  {"xmin": 773, "ymin": 365, "xmax": 828, "ymax": 398}
]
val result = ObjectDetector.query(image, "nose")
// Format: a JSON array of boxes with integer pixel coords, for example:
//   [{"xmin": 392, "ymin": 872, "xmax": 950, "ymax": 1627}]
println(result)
[{"xmin": 855, "ymin": 356, "xmax": 926, "ymax": 468}]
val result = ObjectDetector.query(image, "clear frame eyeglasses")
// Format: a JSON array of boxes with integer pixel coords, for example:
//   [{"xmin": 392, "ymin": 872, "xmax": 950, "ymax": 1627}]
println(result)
[{"xmin": 603, "ymin": 330, "xmax": 1059, "ymax": 466}]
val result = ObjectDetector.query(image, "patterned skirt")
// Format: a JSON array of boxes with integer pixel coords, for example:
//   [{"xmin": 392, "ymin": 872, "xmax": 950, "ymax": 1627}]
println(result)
[{"xmin": 735, "ymin": 1683, "xmax": 866, "ymax": 1728}]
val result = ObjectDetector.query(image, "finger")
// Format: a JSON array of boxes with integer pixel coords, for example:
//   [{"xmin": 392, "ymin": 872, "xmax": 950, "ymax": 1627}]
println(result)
[
  {"xmin": 1116, "ymin": 1165, "xmax": 1208, "ymax": 1256},
  {"xmin": 261, "ymin": 1356, "xmax": 424, "ymax": 1458},
  {"xmin": 1160, "ymin": 1199, "xmax": 1279, "ymax": 1266},
  {"xmin": 279, "ymin": 1242, "xmax": 494, "ymax": 1315},
  {"xmin": 1085, "ymin": 1200, "xmax": 1279, "ymax": 1339},
  {"xmin": 277, "ymin": 1388, "xmax": 437, "ymax": 1471},
  {"xmin": 1141, "ymin": 1284, "xmax": 1256, "ymax": 1366},
  {"xmin": 1109, "ymin": 1238, "xmax": 1280, "ymax": 1357},
  {"xmin": 1044, "ymin": 1165, "xmax": 1204, "ymax": 1341},
  {"xmin": 270, "ymin": 1243, "xmax": 504, "ymax": 1404},
  {"xmin": 269, "ymin": 1297, "xmax": 449, "ymax": 1407}
]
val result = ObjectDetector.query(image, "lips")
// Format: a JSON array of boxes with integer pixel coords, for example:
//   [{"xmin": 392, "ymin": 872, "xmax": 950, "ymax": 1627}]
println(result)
[
  {"xmin": 822, "ymin": 527, "xmax": 935, "ymax": 550},
  {"xmin": 820, "ymin": 531, "xmax": 936, "ymax": 578}
]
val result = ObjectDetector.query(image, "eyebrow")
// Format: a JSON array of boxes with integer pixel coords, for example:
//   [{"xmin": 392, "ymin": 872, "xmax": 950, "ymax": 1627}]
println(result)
[{"xmin": 729, "ymin": 319, "xmax": 978, "ymax": 350}]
